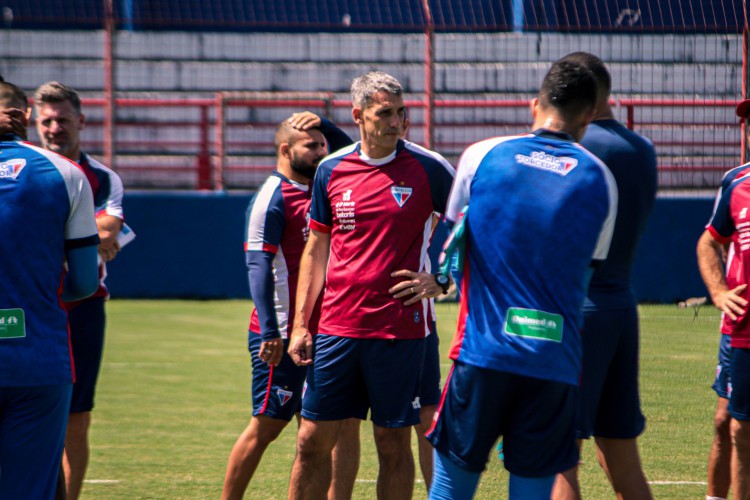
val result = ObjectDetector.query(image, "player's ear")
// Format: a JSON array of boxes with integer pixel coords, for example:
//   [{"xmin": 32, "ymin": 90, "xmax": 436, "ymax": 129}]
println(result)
[
  {"xmin": 529, "ymin": 98, "xmax": 538, "ymax": 121},
  {"xmin": 278, "ymin": 142, "xmax": 291, "ymax": 159},
  {"xmin": 352, "ymin": 106, "xmax": 363, "ymax": 125},
  {"xmin": 78, "ymin": 112, "xmax": 86, "ymax": 130}
]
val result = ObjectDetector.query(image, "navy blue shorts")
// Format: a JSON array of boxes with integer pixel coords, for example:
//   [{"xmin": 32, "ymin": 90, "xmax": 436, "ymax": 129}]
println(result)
[
  {"xmin": 0, "ymin": 384, "xmax": 72, "ymax": 499},
  {"xmin": 712, "ymin": 333, "xmax": 733, "ymax": 399},
  {"xmin": 302, "ymin": 334, "xmax": 424, "ymax": 428},
  {"xmin": 428, "ymin": 361, "xmax": 578, "ymax": 476},
  {"xmin": 68, "ymin": 296, "xmax": 106, "ymax": 413},
  {"xmin": 576, "ymin": 307, "xmax": 645, "ymax": 439},
  {"xmin": 249, "ymin": 334, "xmax": 307, "ymax": 421},
  {"xmin": 729, "ymin": 347, "xmax": 750, "ymax": 420},
  {"xmin": 420, "ymin": 328, "xmax": 441, "ymax": 407}
]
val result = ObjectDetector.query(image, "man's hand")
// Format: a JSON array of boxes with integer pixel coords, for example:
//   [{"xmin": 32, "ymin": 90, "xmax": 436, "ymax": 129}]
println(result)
[
  {"xmin": 259, "ymin": 337, "xmax": 284, "ymax": 367},
  {"xmin": 0, "ymin": 108, "xmax": 27, "ymax": 138},
  {"xmin": 713, "ymin": 284, "xmax": 748, "ymax": 321},
  {"xmin": 389, "ymin": 269, "xmax": 445, "ymax": 306},
  {"xmin": 288, "ymin": 111, "xmax": 321, "ymax": 131},
  {"xmin": 288, "ymin": 325, "xmax": 314, "ymax": 366},
  {"xmin": 96, "ymin": 214, "xmax": 123, "ymax": 263}
]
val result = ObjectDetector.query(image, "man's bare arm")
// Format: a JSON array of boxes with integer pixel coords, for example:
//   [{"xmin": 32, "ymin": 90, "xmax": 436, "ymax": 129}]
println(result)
[
  {"xmin": 288, "ymin": 229, "xmax": 330, "ymax": 365},
  {"xmin": 96, "ymin": 214, "xmax": 124, "ymax": 263},
  {"xmin": 697, "ymin": 230, "xmax": 747, "ymax": 320}
]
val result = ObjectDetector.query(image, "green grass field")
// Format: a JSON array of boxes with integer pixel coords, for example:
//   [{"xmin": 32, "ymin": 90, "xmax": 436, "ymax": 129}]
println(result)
[{"xmin": 83, "ymin": 301, "xmax": 721, "ymax": 499}]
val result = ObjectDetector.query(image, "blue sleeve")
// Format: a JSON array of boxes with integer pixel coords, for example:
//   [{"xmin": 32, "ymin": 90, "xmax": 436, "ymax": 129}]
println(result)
[
  {"xmin": 310, "ymin": 163, "xmax": 334, "ymax": 228},
  {"xmin": 318, "ymin": 116, "xmax": 353, "ymax": 152},
  {"xmin": 246, "ymin": 250, "xmax": 281, "ymax": 341},
  {"xmin": 430, "ymin": 165, "xmax": 455, "ymax": 215},
  {"xmin": 710, "ymin": 183, "xmax": 737, "ymax": 240},
  {"xmin": 407, "ymin": 144, "xmax": 455, "ymax": 214},
  {"xmin": 62, "ymin": 245, "xmax": 99, "ymax": 301}
]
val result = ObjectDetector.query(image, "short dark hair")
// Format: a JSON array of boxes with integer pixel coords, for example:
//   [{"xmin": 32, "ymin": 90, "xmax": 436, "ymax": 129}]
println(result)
[
  {"xmin": 0, "ymin": 81, "xmax": 28, "ymax": 110},
  {"xmin": 34, "ymin": 81, "xmax": 82, "ymax": 114},
  {"xmin": 539, "ymin": 60, "xmax": 597, "ymax": 120},
  {"xmin": 557, "ymin": 52, "xmax": 611, "ymax": 98}
]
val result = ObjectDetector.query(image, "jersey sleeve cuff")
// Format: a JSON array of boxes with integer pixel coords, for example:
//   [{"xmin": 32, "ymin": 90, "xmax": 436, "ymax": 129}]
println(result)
[
  {"xmin": 244, "ymin": 242, "xmax": 279, "ymax": 254},
  {"xmin": 65, "ymin": 233, "xmax": 101, "ymax": 249},
  {"xmin": 309, "ymin": 219, "xmax": 332, "ymax": 234},
  {"xmin": 708, "ymin": 225, "xmax": 732, "ymax": 245}
]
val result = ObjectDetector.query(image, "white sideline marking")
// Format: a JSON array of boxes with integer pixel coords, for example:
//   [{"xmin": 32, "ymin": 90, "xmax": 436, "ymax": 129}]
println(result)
[
  {"xmin": 356, "ymin": 479, "xmax": 424, "ymax": 484},
  {"xmin": 649, "ymin": 481, "xmax": 706, "ymax": 485},
  {"xmin": 84, "ymin": 480, "xmax": 121, "ymax": 484}
]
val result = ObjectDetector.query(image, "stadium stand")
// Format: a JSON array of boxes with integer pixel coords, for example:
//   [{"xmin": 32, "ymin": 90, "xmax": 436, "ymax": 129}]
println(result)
[{"xmin": 0, "ymin": 1, "xmax": 743, "ymax": 189}]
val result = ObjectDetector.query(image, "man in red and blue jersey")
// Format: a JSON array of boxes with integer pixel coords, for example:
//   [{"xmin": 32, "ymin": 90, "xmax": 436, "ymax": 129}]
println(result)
[
  {"xmin": 222, "ymin": 112, "xmax": 353, "ymax": 500},
  {"xmin": 33, "ymin": 81, "xmax": 126, "ymax": 500},
  {"xmin": 0, "ymin": 80, "xmax": 99, "ymax": 500},
  {"xmin": 698, "ymin": 106, "xmax": 750, "ymax": 500},
  {"xmin": 699, "ymin": 99, "xmax": 750, "ymax": 500},
  {"xmin": 287, "ymin": 71, "xmax": 455, "ymax": 499},
  {"xmin": 427, "ymin": 59, "xmax": 617, "ymax": 499},
  {"xmin": 550, "ymin": 52, "xmax": 657, "ymax": 500}
]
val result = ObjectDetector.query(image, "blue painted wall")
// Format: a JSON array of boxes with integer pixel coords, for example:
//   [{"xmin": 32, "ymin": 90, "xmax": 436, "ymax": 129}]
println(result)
[{"xmin": 107, "ymin": 193, "xmax": 714, "ymax": 303}]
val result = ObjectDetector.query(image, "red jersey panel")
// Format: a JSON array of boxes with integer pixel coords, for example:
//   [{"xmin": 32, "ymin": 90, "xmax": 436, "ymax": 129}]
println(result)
[
  {"xmin": 709, "ymin": 174, "xmax": 750, "ymax": 348},
  {"xmin": 310, "ymin": 140, "xmax": 455, "ymax": 340}
]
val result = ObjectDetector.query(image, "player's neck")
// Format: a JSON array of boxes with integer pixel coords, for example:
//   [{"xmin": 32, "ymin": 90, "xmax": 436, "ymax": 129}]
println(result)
[
  {"xmin": 593, "ymin": 102, "xmax": 615, "ymax": 121},
  {"xmin": 277, "ymin": 161, "xmax": 310, "ymax": 185},
  {"xmin": 66, "ymin": 146, "xmax": 82, "ymax": 164}
]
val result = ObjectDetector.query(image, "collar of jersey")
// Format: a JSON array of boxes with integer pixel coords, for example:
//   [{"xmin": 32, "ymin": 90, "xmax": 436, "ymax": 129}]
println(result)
[
  {"xmin": 356, "ymin": 139, "xmax": 402, "ymax": 166},
  {"xmin": 0, "ymin": 133, "xmax": 24, "ymax": 142},
  {"xmin": 532, "ymin": 128, "xmax": 576, "ymax": 143},
  {"xmin": 273, "ymin": 170, "xmax": 310, "ymax": 191}
]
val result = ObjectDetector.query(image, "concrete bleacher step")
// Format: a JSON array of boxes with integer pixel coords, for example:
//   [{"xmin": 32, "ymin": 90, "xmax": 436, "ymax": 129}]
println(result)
[{"xmin": 2, "ymin": 30, "xmax": 741, "ymax": 95}]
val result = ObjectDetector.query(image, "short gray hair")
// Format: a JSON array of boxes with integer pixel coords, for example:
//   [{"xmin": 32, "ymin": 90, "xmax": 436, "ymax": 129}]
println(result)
[
  {"xmin": 34, "ymin": 81, "xmax": 82, "ymax": 114},
  {"xmin": 350, "ymin": 71, "xmax": 403, "ymax": 109}
]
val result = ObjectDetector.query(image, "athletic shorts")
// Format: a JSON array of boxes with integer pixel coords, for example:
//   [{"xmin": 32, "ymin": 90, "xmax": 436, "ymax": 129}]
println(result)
[
  {"xmin": 68, "ymin": 296, "xmax": 106, "ymax": 413},
  {"xmin": 0, "ymin": 384, "xmax": 72, "ymax": 499},
  {"xmin": 427, "ymin": 361, "xmax": 578, "ymax": 477},
  {"xmin": 576, "ymin": 307, "xmax": 645, "ymax": 439},
  {"xmin": 420, "ymin": 326, "xmax": 441, "ymax": 407},
  {"xmin": 249, "ymin": 333, "xmax": 307, "ymax": 421},
  {"xmin": 302, "ymin": 334, "xmax": 425, "ymax": 428},
  {"xmin": 729, "ymin": 347, "xmax": 750, "ymax": 420},
  {"xmin": 712, "ymin": 333, "xmax": 733, "ymax": 399}
]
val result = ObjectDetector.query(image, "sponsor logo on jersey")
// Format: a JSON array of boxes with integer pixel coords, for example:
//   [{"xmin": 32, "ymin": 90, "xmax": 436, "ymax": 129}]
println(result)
[
  {"xmin": 336, "ymin": 190, "xmax": 357, "ymax": 231},
  {"xmin": 515, "ymin": 151, "xmax": 578, "ymax": 176},
  {"xmin": 277, "ymin": 388, "xmax": 293, "ymax": 406},
  {"xmin": 391, "ymin": 186, "xmax": 413, "ymax": 207},
  {"xmin": 741, "ymin": 207, "xmax": 748, "ymax": 219},
  {"xmin": 0, "ymin": 159, "xmax": 26, "ymax": 180}
]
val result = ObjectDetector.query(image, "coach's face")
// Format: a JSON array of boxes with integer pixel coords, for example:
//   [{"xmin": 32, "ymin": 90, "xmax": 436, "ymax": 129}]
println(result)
[
  {"xmin": 36, "ymin": 100, "xmax": 84, "ymax": 161},
  {"xmin": 354, "ymin": 90, "xmax": 405, "ymax": 159}
]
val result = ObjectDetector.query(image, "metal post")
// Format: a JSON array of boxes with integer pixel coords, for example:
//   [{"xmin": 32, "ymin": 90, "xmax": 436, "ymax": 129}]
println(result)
[
  {"xmin": 421, "ymin": 0, "xmax": 435, "ymax": 149},
  {"xmin": 197, "ymin": 105, "xmax": 211, "ymax": 190},
  {"xmin": 214, "ymin": 92, "xmax": 226, "ymax": 191},
  {"xmin": 103, "ymin": 0, "xmax": 115, "ymax": 169}
]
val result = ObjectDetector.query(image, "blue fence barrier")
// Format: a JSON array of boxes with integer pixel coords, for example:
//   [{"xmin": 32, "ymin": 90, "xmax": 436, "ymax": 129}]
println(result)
[
  {"xmin": 106, "ymin": 193, "xmax": 714, "ymax": 303},
  {"xmin": 1, "ymin": 0, "xmax": 741, "ymax": 33}
]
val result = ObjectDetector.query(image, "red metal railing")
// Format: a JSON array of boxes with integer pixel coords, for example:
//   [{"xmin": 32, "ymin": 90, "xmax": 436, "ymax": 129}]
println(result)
[{"xmin": 60, "ymin": 96, "xmax": 741, "ymax": 191}]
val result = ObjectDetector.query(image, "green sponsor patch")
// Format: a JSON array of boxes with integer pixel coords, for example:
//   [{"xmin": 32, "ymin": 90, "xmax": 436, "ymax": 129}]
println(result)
[
  {"xmin": 0, "ymin": 308, "xmax": 25, "ymax": 339},
  {"xmin": 504, "ymin": 307, "xmax": 563, "ymax": 342}
]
